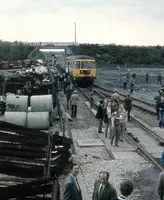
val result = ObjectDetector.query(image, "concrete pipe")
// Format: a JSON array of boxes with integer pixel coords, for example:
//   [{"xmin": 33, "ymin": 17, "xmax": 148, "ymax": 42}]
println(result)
[
  {"xmin": 27, "ymin": 112, "xmax": 50, "ymax": 129},
  {"xmin": 4, "ymin": 112, "xmax": 27, "ymax": 127},
  {"xmin": 6, "ymin": 95, "xmax": 28, "ymax": 112},
  {"xmin": 31, "ymin": 95, "xmax": 53, "ymax": 112}
]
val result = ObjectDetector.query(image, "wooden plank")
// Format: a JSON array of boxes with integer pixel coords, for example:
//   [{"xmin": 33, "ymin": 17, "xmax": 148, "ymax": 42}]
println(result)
[
  {"xmin": 0, "ymin": 121, "xmax": 48, "ymax": 137},
  {"xmin": 0, "ymin": 142, "xmax": 46, "ymax": 152},
  {"xmin": 0, "ymin": 156, "xmax": 45, "ymax": 164},
  {"xmin": 0, "ymin": 162, "xmax": 44, "ymax": 178},
  {"xmin": 0, "ymin": 179, "xmax": 53, "ymax": 199},
  {"xmin": 0, "ymin": 132, "xmax": 47, "ymax": 146},
  {"xmin": 0, "ymin": 149, "xmax": 46, "ymax": 158},
  {"xmin": 0, "ymin": 126, "xmax": 48, "ymax": 138}
]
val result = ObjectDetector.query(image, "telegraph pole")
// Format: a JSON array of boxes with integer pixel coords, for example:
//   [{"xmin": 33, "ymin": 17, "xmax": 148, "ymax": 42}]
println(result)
[{"xmin": 74, "ymin": 23, "xmax": 76, "ymax": 46}]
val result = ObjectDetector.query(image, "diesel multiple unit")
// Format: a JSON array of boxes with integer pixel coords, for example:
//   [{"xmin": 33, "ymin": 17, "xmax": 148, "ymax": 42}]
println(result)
[{"xmin": 57, "ymin": 55, "xmax": 96, "ymax": 85}]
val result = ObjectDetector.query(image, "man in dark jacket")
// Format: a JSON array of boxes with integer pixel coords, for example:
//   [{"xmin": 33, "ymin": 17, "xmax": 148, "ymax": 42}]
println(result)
[
  {"xmin": 124, "ymin": 95, "xmax": 132, "ymax": 121},
  {"xmin": 64, "ymin": 164, "xmax": 82, "ymax": 200},
  {"xmin": 154, "ymin": 90, "xmax": 163, "ymax": 120},
  {"xmin": 92, "ymin": 171, "xmax": 118, "ymax": 200},
  {"xmin": 65, "ymin": 82, "xmax": 74, "ymax": 110},
  {"xmin": 95, "ymin": 100, "xmax": 104, "ymax": 133}
]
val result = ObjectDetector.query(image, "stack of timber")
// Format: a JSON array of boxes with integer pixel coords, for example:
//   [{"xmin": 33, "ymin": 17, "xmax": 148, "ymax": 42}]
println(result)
[{"xmin": 0, "ymin": 121, "xmax": 72, "ymax": 199}]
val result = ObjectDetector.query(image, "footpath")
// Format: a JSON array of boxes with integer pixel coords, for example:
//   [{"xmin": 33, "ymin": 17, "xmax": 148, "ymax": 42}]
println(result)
[{"xmin": 57, "ymin": 90, "xmax": 159, "ymax": 200}]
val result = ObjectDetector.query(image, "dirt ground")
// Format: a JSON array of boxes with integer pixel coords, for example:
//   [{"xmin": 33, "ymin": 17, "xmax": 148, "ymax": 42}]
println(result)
[
  {"xmin": 95, "ymin": 64, "xmax": 163, "ymax": 199},
  {"xmin": 95, "ymin": 64, "xmax": 164, "ymax": 102}
]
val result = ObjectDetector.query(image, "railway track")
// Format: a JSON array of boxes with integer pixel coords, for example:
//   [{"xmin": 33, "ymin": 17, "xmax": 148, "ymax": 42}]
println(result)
[
  {"xmin": 93, "ymin": 84, "xmax": 156, "ymax": 115},
  {"xmin": 77, "ymin": 86, "xmax": 164, "ymax": 172}
]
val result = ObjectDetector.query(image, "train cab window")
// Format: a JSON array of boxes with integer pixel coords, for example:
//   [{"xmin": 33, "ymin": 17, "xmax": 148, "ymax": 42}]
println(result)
[
  {"xmin": 90, "ymin": 62, "xmax": 96, "ymax": 68},
  {"xmin": 80, "ymin": 61, "xmax": 96, "ymax": 69},
  {"xmin": 74, "ymin": 61, "xmax": 80, "ymax": 68}
]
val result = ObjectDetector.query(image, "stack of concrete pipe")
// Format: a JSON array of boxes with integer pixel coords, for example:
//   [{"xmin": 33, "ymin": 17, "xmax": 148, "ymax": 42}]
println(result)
[{"xmin": 4, "ymin": 94, "xmax": 53, "ymax": 129}]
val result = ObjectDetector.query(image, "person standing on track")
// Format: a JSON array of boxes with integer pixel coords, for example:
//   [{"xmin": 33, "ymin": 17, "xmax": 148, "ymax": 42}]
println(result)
[
  {"xmin": 95, "ymin": 100, "xmax": 104, "ymax": 133},
  {"xmin": 119, "ymin": 104, "xmax": 127, "ymax": 142},
  {"xmin": 103, "ymin": 102, "xmax": 112, "ymax": 138},
  {"xmin": 111, "ymin": 107, "xmax": 121, "ymax": 147},
  {"xmin": 65, "ymin": 82, "xmax": 74, "ymax": 110},
  {"xmin": 70, "ymin": 91, "xmax": 79, "ymax": 118},
  {"xmin": 129, "ymin": 78, "xmax": 135, "ymax": 94},
  {"xmin": 145, "ymin": 72, "xmax": 150, "ymax": 83},
  {"xmin": 122, "ymin": 75, "xmax": 128, "ymax": 90},
  {"xmin": 111, "ymin": 89, "xmax": 120, "ymax": 104},
  {"xmin": 124, "ymin": 94, "xmax": 132, "ymax": 122}
]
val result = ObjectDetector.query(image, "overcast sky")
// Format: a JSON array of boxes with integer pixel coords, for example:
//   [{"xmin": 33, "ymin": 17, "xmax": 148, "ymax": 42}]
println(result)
[{"xmin": 0, "ymin": 0, "xmax": 164, "ymax": 45}]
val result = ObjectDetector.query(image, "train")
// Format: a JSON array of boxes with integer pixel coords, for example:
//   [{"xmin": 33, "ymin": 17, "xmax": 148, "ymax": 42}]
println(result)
[{"xmin": 56, "ymin": 55, "xmax": 97, "ymax": 85}]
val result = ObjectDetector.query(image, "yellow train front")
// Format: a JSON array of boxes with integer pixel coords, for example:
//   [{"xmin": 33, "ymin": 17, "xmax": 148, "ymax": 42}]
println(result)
[{"xmin": 66, "ymin": 55, "xmax": 96, "ymax": 85}]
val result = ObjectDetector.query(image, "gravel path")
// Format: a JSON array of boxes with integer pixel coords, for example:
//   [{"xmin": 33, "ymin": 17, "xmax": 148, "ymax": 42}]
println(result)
[{"xmin": 58, "ymin": 91, "xmax": 159, "ymax": 200}]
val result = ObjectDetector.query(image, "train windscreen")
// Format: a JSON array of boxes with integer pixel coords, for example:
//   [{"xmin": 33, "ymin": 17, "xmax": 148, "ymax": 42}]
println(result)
[{"xmin": 81, "ymin": 61, "xmax": 96, "ymax": 69}]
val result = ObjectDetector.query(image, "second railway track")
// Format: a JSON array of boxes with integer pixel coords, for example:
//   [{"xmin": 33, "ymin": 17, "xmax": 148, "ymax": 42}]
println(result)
[{"xmin": 77, "ymin": 86, "xmax": 164, "ymax": 172}]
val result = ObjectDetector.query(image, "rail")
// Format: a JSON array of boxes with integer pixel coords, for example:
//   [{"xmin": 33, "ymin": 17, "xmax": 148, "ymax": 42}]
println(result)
[{"xmin": 77, "ymin": 86, "xmax": 164, "ymax": 172}]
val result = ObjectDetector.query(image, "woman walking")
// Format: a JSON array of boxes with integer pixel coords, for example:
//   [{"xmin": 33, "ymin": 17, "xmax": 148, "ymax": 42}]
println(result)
[{"xmin": 104, "ymin": 102, "xmax": 112, "ymax": 138}]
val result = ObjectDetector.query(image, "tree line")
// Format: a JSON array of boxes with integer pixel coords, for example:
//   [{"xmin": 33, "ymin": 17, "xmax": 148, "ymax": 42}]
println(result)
[
  {"xmin": 70, "ymin": 44, "xmax": 164, "ymax": 65},
  {"xmin": 0, "ymin": 40, "xmax": 35, "ymax": 61},
  {"xmin": 1, "ymin": 40, "xmax": 164, "ymax": 66}
]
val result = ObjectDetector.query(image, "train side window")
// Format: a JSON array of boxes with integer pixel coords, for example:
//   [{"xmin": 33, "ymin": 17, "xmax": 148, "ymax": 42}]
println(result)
[{"xmin": 74, "ymin": 61, "xmax": 80, "ymax": 68}]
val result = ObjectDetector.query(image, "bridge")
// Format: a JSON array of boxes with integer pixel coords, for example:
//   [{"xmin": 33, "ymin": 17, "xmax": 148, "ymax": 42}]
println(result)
[{"xmin": 27, "ymin": 42, "xmax": 76, "ymax": 60}]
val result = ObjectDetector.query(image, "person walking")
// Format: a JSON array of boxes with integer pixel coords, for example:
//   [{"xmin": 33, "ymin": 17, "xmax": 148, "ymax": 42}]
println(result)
[
  {"xmin": 70, "ymin": 91, "xmax": 79, "ymax": 118},
  {"xmin": 65, "ymin": 82, "xmax": 74, "ymax": 110},
  {"xmin": 92, "ymin": 171, "xmax": 118, "ymax": 200},
  {"xmin": 158, "ymin": 96, "xmax": 164, "ymax": 128},
  {"xmin": 157, "ymin": 74, "xmax": 162, "ymax": 85},
  {"xmin": 119, "ymin": 105, "xmax": 127, "ymax": 142},
  {"xmin": 122, "ymin": 75, "xmax": 128, "ymax": 90},
  {"xmin": 129, "ymin": 78, "xmax": 135, "ymax": 94},
  {"xmin": 145, "ymin": 72, "xmax": 150, "ymax": 83},
  {"xmin": 111, "ymin": 107, "xmax": 121, "ymax": 147},
  {"xmin": 118, "ymin": 180, "xmax": 133, "ymax": 200},
  {"xmin": 154, "ymin": 90, "xmax": 163, "ymax": 120},
  {"xmin": 103, "ymin": 102, "xmax": 112, "ymax": 138},
  {"xmin": 95, "ymin": 100, "xmax": 104, "ymax": 133},
  {"xmin": 111, "ymin": 89, "xmax": 120, "ymax": 104},
  {"xmin": 63, "ymin": 163, "xmax": 82, "ymax": 200},
  {"xmin": 124, "ymin": 95, "xmax": 132, "ymax": 122}
]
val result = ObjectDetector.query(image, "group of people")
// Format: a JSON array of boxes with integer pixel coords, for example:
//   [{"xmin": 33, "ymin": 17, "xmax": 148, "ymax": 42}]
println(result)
[
  {"xmin": 154, "ymin": 85, "xmax": 164, "ymax": 128},
  {"xmin": 121, "ymin": 71, "xmax": 163, "ymax": 94},
  {"xmin": 63, "ymin": 163, "xmax": 133, "ymax": 200},
  {"xmin": 145, "ymin": 72, "xmax": 162, "ymax": 84},
  {"xmin": 121, "ymin": 71, "xmax": 136, "ymax": 94},
  {"xmin": 95, "ymin": 90, "xmax": 132, "ymax": 147}
]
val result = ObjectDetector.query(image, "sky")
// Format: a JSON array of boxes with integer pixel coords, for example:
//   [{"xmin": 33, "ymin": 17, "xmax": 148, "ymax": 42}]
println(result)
[{"xmin": 0, "ymin": 0, "xmax": 164, "ymax": 46}]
